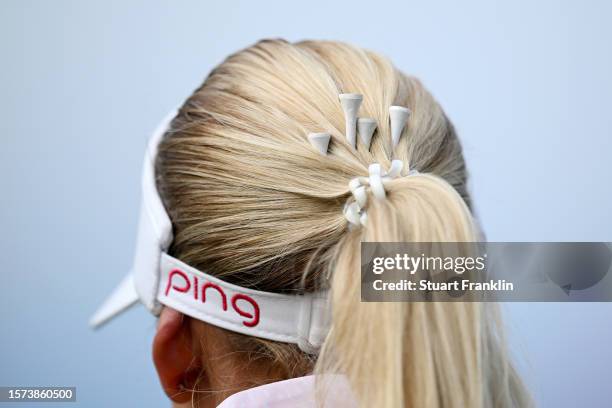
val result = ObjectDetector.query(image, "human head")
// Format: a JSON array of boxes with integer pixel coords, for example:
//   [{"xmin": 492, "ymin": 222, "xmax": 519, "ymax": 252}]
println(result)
[{"xmin": 151, "ymin": 39, "xmax": 530, "ymax": 407}]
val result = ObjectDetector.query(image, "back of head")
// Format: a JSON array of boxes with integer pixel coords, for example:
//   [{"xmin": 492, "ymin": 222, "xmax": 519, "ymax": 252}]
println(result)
[{"xmin": 156, "ymin": 39, "xmax": 530, "ymax": 407}]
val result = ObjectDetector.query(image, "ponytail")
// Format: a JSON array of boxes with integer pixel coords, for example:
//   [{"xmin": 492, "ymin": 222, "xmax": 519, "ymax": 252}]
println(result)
[{"xmin": 317, "ymin": 173, "xmax": 531, "ymax": 408}]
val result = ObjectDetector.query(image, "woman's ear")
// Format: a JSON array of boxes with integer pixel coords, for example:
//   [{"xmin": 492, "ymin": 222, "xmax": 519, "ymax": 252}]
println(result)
[{"xmin": 152, "ymin": 307, "xmax": 202, "ymax": 404}]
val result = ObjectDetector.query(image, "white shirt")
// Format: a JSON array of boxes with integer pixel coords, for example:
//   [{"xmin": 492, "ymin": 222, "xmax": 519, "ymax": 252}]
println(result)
[{"xmin": 217, "ymin": 375, "xmax": 357, "ymax": 408}]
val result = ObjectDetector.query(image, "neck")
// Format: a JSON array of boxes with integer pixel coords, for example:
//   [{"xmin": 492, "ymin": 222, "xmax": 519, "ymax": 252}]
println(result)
[{"xmin": 180, "ymin": 320, "xmax": 292, "ymax": 408}]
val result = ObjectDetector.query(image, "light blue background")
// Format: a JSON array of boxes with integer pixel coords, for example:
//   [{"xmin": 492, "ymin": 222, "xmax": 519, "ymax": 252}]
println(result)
[{"xmin": 1, "ymin": 1, "xmax": 611, "ymax": 407}]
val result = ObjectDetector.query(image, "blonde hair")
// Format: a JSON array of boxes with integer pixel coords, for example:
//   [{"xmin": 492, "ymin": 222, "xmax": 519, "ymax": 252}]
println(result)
[{"xmin": 156, "ymin": 39, "xmax": 531, "ymax": 407}]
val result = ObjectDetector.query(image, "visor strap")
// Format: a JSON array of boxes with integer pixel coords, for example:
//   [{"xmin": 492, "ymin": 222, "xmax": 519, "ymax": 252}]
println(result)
[{"xmin": 155, "ymin": 253, "xmax": 329, "ymax": 353}]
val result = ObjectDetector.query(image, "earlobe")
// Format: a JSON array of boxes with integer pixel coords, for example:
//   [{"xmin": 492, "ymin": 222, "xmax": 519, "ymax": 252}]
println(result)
[{"xmin": 152, "ymin": 307, "xmax": 201, "ymax": 403}]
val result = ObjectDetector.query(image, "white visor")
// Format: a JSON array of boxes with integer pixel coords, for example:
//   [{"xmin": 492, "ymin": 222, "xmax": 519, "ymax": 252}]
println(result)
[{"xmin": 90, "ymin": 111, "xmax": 330, "ymax": 354}]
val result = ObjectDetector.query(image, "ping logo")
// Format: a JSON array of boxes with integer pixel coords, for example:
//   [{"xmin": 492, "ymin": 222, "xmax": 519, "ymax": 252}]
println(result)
[{"xmin": 164, "ymin": 269, "xmax": 260, "ymax": 327}]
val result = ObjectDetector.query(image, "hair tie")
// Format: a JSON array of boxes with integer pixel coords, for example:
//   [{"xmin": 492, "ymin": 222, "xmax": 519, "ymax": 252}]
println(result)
[{"xmin": 342, "ymin": 160, "xmax": 419, "ymax": 227}]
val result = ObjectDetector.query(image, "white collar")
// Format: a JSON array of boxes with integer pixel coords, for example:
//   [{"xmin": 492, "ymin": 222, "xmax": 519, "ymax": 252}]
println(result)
[{"xmin": 217, "ymin": 375, "xmax": 356, "ymax": 408}]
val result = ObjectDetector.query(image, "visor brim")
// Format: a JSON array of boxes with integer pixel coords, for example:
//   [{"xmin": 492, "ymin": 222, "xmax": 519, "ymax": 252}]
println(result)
[{"xmin": 89, "ymin": 272, "xmax": 140, "ymax": 328}]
